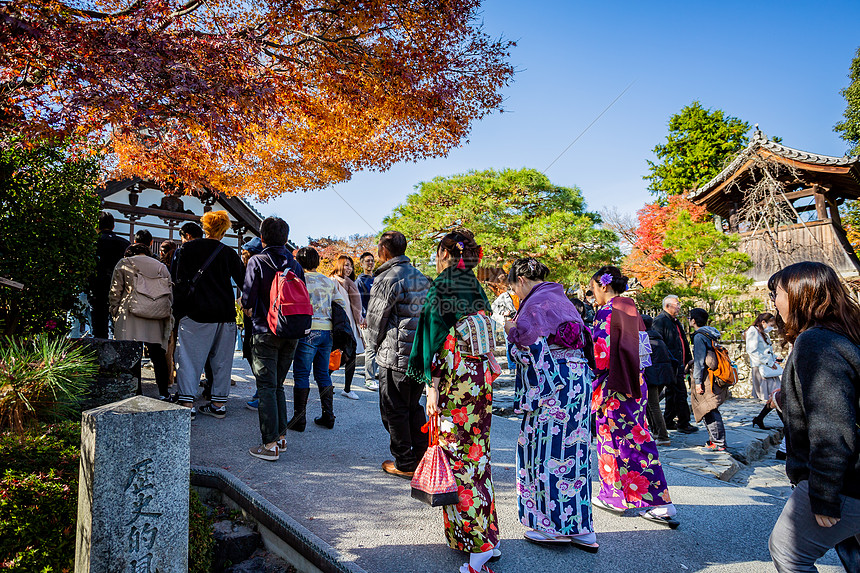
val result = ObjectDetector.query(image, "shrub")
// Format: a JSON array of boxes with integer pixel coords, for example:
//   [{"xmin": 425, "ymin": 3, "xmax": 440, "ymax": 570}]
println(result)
[
  {"xmin": 0, "ymin": 138, "xmax": 101, "ymax": 336},
  {"xmin": 0, "ymin": 336, "xmax": 98, "ymax": 433},
  {"xmin": 189, "ymin": 490, "xmax": 215, "ymax": 573},
  {"xmin": 0, "ymin": 422, "xmax": 81, "ymax": 571}
]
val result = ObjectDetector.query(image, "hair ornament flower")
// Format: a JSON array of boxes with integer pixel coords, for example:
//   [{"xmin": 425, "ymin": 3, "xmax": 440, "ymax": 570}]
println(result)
[
  {"xmin": 456, "ymin": 241, "xmax": 464, "ymax": 251},
  {"xmin": 478, "ymin": 246, "xmax": 483, "ymax": 262},
  {"xmin": 599, "ymin": 273, "xmax": 613, "ymax": 287}
]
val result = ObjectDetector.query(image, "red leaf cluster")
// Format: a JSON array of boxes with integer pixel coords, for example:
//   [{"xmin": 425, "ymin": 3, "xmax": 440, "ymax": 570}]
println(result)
[{"xmin": 1, "ymin": 0, "xmax": 514, "ymax": 198}]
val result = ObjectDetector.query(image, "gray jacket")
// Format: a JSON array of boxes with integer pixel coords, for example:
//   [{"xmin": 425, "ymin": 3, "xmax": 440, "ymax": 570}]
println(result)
[{"xmin": 365, "ymin": 255, "xmax": 431, "ymax": 372}]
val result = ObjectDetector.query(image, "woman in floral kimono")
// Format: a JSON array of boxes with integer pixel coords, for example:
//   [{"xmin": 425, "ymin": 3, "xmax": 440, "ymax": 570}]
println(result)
[
  {"xmin": 505, "ymin": 258, "xmax": 597, "ymax": 551},
  {"xmin": 407, "ymin": 230, "xmax": 500, "ymax": 573},
  {"xmin": 588, "ymin": 265, "xmax": 679, "ymax": 528}
]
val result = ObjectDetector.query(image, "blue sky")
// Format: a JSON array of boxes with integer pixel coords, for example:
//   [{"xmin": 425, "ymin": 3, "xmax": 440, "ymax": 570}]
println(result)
[{"xmin": 256, "ymin": 0, "xmax": 860, "ymax": 245}]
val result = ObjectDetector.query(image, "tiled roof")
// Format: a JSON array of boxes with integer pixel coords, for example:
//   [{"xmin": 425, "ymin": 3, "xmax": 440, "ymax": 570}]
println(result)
[{"xmin": 688, "ymin": 129, "xmax": 859, "ymax": 201}]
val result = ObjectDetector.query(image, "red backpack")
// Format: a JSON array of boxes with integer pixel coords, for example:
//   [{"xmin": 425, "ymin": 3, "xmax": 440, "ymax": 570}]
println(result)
[{"xmin": 264, "ymin": 256, "xmax": 313, "ymax": 339}]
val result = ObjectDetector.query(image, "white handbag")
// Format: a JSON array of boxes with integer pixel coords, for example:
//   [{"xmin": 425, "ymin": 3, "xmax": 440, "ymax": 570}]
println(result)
[{"xmin": 758, "ymin": 363, "xmax": 783, "ymax": 378}]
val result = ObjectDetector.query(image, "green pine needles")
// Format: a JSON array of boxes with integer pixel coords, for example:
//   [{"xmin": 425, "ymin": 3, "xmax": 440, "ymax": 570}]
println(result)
[{"xmin": 0, "ymin": 336, "xmax": 97, "ymax": 433}]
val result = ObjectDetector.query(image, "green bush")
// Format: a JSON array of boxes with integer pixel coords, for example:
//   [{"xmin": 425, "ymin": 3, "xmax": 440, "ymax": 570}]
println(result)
[
  {"xmin": 0, "ymin": 336, "xmax": 97, "ymax": 433},
  {"xmin": 1, "ymin": 423, "xmax": 219, "ymax": 572},
  {"xmin": 0, "ymin": 422, "xmax": 81, "ymax": 571},
  {"xmin": 189, "ymin": 490, "xmax": 214, "ymax": 573},
  {"xmin": 0, "ymin": 138, "xmax": 101, "ymax": 337}
]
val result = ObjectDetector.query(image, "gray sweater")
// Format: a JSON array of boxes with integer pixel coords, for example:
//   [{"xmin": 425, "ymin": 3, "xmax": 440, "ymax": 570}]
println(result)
[
  {"xmin": 783, "ymin": 326, "xmax": 860, "ymax": 517},
  {"xmin": 364, "ymin": 256, "xmax": 431, "ymax": 373}
]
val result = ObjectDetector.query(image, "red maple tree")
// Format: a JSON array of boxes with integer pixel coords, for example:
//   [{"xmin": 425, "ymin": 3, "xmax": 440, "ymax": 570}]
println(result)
[{"xmin": 1, "ymin": 0, "xmax": 514, "ymax": 198}]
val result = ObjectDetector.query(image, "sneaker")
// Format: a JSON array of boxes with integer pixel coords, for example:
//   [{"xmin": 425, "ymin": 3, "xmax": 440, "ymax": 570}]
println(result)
[
  {"xmin": 249, "ymin": 444, "xmax": 279, "ymax": 461},
  {"xmin": 341, "ymin": 390, "xmax": 360, "ymax": 400},
  {"xmin": 246, "ymin": 399, "xmax": 259, "ymax": 411},
  {"xmin": 364, "ymin": 380, "xmax": 379, "ymax": 391},
  {"xmin": 703, "ymin": 441, "xmax": 727, "ymax": 452},
  {"xmin": 199, "ymin": 403, "xmax": 226, "ymax": 419},
  {"xmin": 189, "ymin": 406, "xmax": 196, "ymax": 421},
  {"xmin": 656, "ymin": 438, "xmax": 671, "ymax": 446},
  {"xmin": 277, "ymin": 438, "xmax": 287, "ymax": 450},
  {"xmin": 158, "ymin": 395, "xmax": 170, "ymax": 401}
]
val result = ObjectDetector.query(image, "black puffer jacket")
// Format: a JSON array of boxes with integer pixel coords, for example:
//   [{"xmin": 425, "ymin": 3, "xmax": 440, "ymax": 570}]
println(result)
[{"xmin": 365, "ymin": 255, "xmax": 431, "ymax": 373}]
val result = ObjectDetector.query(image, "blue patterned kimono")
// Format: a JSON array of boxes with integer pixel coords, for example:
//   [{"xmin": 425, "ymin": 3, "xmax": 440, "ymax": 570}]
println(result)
[{"xmin": 512, "ymin": 338, "xmax": 593, "ymax": 536}]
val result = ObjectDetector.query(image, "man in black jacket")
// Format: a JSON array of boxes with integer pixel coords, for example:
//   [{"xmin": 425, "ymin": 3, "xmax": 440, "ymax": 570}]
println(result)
[
  {"xmin": 365, "ymin": 231, "xmax": 431, "ymax": 478},
  {"xmin": 652, "ymin": 294, "xmax": 698, "ymax": 434},
  {"xmin": 171, "ymin": 211, "xmax": 245, "ymax": 420},
  {"xmin": 89, "ymin": 212, "xmax": 130, "ymax": 338}
]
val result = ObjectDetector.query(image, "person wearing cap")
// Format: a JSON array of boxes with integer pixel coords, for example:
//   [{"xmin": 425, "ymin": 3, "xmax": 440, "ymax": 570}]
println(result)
[{"xmin": 241, "ymin": 236, "xmax": 264, "ymax": 410}]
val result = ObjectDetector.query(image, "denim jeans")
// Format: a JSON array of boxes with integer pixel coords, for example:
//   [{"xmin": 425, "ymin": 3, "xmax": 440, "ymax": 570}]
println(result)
[
  {"xmin": 293, "ymin": 330, "xmax": 333, "ymax": 390},
  {"xmin": 251, "ymin": 333, "xmax": 298, "ymax": 444}
]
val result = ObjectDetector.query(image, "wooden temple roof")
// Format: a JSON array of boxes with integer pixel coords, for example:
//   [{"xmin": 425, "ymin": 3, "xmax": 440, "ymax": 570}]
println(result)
[{"xmin": 688, "ymin": 130, "xmax": 860, "ymax": 218}]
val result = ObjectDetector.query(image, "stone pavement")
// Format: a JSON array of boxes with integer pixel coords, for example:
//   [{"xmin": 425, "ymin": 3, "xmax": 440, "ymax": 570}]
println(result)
[{"xmin": 142, "ymin": 353, "xmax": 843, "ymax": 573}]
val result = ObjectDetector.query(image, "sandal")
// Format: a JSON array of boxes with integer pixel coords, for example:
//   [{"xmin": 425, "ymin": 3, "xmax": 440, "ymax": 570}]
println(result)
[
  {"xmin": 461, "ymin": 565, "xmax": 495, "ymax": 573},
  {"xmin": 523, "ymin": 529, "xmax": 570, "ymax": 544},
  {"xmin": 592, "ymin": 498, "xmax": 625, "ymax": 514},
  {"xmin": 639, "ymin": 509, "xmax": 680, "ymax": 529},
  {"xmin": 569, "ymin": 539, "xmax": 599, "ymax": 553}
]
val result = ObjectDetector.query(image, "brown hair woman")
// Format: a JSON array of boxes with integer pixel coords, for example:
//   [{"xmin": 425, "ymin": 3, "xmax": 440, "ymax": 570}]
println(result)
[
  {"xmin": 767, "ymin": 261, "xmax": 860, "ymax": 572},
  {"xmin": 329, "ymin": 255, "xmax": 365, "ymax": 399}
]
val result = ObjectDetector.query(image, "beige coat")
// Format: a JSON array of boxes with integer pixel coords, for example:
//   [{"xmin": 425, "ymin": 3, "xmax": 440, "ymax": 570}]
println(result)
[
  {"xmin": 690, "ymin": 375, "xmax": 729, "ymax": 422},
  {"xmin": 109, "ymin": 255, "xmax": 174, "ymax": 348}
]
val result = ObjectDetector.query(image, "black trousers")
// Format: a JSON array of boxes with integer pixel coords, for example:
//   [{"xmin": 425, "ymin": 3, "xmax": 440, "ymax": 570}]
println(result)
[
  {"xmin": 90, "ymin": 295, "xmax": 111, "ymax": 339},
  {"xmin": 663, "ymin": 364, "xmax": 692, "ymax": 427},
  {"xmin": 378, "ymin": 366, "xmax": 428, "ymax": 472},
  {"xmin": 133, "ymin": 343, "xmax": 169, "ymax": 397}
]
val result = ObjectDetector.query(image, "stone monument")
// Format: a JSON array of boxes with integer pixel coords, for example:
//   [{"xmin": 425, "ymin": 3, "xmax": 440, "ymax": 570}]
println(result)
[
  {"xmin": 75, "ymin": 396, "xmax": 191, "ymax": 573},
  {"xmin": 73, "ymin": 338, "xmax": 143, "ymax": 410}
]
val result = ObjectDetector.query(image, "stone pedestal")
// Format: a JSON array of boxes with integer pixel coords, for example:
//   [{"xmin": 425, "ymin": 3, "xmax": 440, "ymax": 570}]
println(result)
[
  {"xmin": 75, "ymin": 396, "xmax": 190, "ymax": 573},
  {"xmin": 73, "ymin": 339, "xmax": 142, "ymax": 410}
]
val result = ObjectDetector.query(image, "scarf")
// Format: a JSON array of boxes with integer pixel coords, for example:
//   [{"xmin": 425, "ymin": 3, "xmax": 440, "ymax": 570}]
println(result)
[
  {"xmin": 406, "ymin": 266, "xmax": 489, "ymax": 385},
  {"xmin": 508, "ymin": 282, "xmax": 583, "ymax": 347},
  {"xmin": 606, "ymin": 296, "xmax": 645, "ymax": 399}
]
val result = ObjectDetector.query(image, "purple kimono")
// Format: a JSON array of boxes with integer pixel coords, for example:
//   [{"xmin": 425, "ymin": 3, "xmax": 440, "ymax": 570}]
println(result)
[{"xmin": 591, "ymin": 297, "xmax": 673, "ymax": 509}]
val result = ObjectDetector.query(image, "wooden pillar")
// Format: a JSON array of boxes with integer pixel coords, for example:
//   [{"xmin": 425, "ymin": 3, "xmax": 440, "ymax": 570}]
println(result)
[
  {"xmin": 813, "ymin": 185, "xmax": 828, "ymax": 220},
  {"xmin": 826, "ymin": 194, "xmax": 860, "ymax": 275}
]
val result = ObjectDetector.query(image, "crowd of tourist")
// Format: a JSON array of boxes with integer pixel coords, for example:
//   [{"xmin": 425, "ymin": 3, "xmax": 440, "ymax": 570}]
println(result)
[{"xmin": 87, "ymin": 212, "xmax": 859, "ymax": 573}]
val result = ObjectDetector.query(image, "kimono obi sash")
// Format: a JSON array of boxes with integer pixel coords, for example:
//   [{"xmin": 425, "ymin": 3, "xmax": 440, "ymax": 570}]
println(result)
[{"xmin": 548, "ymin": 344, "xmax": 586, "ymax": 362}]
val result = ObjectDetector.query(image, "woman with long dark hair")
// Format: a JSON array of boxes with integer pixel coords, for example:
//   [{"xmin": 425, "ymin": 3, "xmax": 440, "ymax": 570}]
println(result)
[
  {"xmin": 407, "ymin": 230, "xmax": 500, "ymax": 573},
  {"xmin": 330, "ymin": 255, "xmax": 365, "ymax": 400},
  {"xmin": 767, "ymin": 261, "xmax": 860, "ymax": 572},
  {"xmin": 505, "ymin": 258, "xmax": 597, "ymax": 551},
  {"xmin": 588, "ymin": 265, "xmax": 678, "ymax": 528}
]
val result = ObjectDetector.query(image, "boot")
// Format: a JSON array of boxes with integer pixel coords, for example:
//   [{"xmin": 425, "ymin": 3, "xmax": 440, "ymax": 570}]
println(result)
[
  {"xmin": 314, "ymin": 386, "xmax": 336, "ymax": 429},
  {"xmin": 287, "ymin": 387, "xmax": 310, "ymax": 432},
  {"xmin": 752, "ymin": 405, "xmax": 771, "ymax": 430}
]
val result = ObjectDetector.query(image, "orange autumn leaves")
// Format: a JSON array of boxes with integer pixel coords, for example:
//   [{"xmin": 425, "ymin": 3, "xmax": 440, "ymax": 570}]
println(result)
[
  {"xmin": 1, "ymin": 0, "xmax": 514, "ymax": 198},
  {"xmin": 623, "ymin": 196, "xmax": 708, "ymax": 288}
]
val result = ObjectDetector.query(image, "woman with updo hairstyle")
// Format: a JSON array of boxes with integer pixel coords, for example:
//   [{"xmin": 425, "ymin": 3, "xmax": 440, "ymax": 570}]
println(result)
[
  {"xmin": 588, "ymin": 265, "xmax": 678, "ymax": 528},
  {"xmin": 767, "ymin": 262, "xmax": 860, "ymax": 572},
  {"xmin": 504, "ymin": 258, "xmax": 597, "ymax": 550},
  {"xmin": 407, "ymin": 229, "xmax": 500, "ymax": 573}
]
